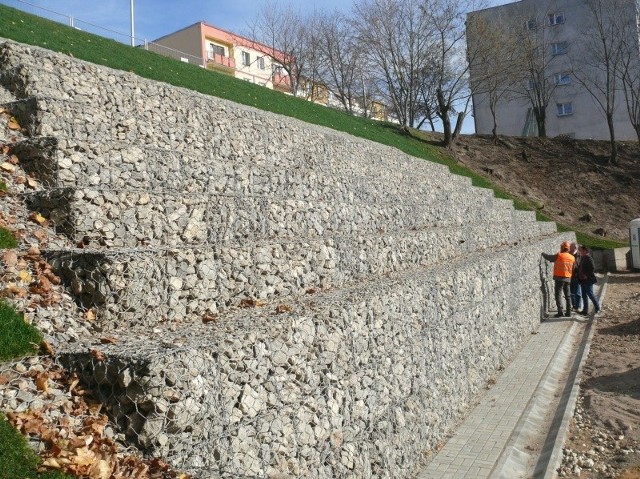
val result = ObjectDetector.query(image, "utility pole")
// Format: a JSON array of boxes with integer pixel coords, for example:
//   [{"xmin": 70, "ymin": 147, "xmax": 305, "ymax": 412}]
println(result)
[{"xmin": 130, "ymin": 0, "xmax": 135, "ymax": 47}]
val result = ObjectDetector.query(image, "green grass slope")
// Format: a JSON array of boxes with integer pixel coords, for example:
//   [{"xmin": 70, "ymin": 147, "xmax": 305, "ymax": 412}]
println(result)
[{"xmin": 0, "ymin": 4, "xmax": 625, "ymax": 250}]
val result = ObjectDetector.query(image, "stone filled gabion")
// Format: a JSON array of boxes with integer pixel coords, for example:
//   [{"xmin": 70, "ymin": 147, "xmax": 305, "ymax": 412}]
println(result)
[
  {"xmin": 59, "ymin": 246, "xmax": 554, "ymax": 478},
  {"xmin": 44, "ymin": 217, "xmax": 554, "ymax": 326},
  {"xmin": 0, "ymin": 38, "xmax": 568, "ymax": 478}
]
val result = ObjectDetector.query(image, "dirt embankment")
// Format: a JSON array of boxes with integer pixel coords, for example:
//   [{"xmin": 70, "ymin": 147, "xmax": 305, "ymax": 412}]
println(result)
[
  {"xmin": 559, "ymin": 273, "xmax": 640, "ymax": 478},
  {"xmin": 449, "ymin": 135, "xmax": 640, "ymax": 243}
]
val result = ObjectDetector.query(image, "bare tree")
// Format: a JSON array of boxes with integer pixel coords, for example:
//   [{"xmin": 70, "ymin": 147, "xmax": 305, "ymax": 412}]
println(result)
[
  {"xmin": 352, "ymin": 0, "xmax": 434, "ymax": 129},
  {"xmin": 466, "ymin": 12, "xmax": 520, "ymax": 142},
  {"xmin": 415, "ymin": 68, "xmax": 440, "ymax": 131},
  {"xmin": 505, "ymin": 1, "xmax": 566, "ymax": 138},
  {"xmin": 422, "ymin": 0, "xmax": 485, "ymax": 146},
  {"xmin": 618, "ymin": 0, "xmax": 640, "ymax": 142},
  {"xmin": 571, "ymin": 0, "xmax": 630, "ymax": 163},
  {"xmin": 314, "ymin": 11, "xmax": 365, "ymax": 114},
  {"xmin": 299, "ymin": 12, "xmax": 326, "ymax": 101},
  {"xmin": 247, "ymin": 0, "xmax": 314, "ymax": 97}
]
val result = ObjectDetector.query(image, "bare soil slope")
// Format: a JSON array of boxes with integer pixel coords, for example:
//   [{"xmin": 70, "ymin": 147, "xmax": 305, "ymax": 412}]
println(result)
[
  {"xmin": 450, "ymin": 135, "xmax": 640, "ymax": 242},
  {"xmin": 559, "ymin": 273, "xmax": 640, "ymax": 478}
]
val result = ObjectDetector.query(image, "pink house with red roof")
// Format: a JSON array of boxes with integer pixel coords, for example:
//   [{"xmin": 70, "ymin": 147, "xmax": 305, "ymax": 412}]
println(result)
[{"xmin": 149, "ymin": 22, "xmax": 291, "ymax": 92}]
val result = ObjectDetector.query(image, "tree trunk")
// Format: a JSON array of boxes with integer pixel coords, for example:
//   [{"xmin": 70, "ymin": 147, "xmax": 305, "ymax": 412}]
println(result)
[
  {"xmin": 534, "ymin": 106, "xmax": 546, "ymax": 138},
  {"xmin": 442, "ymin": 115, "xmax": 452, "ymax": 146},
  {"xmin": 451, "ymin": 111, "xmax": 465, "ymax": 145},
  {"xmin": 437, "ymin": 88, "xmax": 452, "ymax": 146},
  {"xmin": 607, "ymin": 114, "xmax": 618, "ymax": 164},
  {"xmin": 490, "ymin": 101, "xmax": 498, "ymax": 143}
]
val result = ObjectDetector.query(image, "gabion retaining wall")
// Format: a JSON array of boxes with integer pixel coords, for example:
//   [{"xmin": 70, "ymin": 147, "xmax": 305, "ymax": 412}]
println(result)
[
  {"xmin": 59, "ymin": 245, "xmax": 558, "ymax": 479},
  {"xmin": 0, "ymin": 38, "xmax": 569, "ymax": 478}
]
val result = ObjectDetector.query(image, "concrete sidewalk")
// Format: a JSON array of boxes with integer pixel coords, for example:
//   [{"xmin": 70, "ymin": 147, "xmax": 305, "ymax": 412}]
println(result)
[{"xmin": 417, "ymin": 280, "xmax": 606, "ymax": 479}]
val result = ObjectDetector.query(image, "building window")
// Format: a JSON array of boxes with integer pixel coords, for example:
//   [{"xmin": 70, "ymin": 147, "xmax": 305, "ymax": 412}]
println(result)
[
  {"xmin": 557, "ymin": 102, "xmax": 573, "ymax": 116},
  {"xmin": 551, "ymin": 42, "xmax": 568, "ymax": 55},
  {"xmin": 257, "ymin": 56, "xmax": 265, "ymax": 70},
  {"xmin": 525, "ymin": 18, "xmax": 537, "ymax": 30},
  {"xmin": 209, "ymin": 44, "xmax": 225, "ymax": 58},
  {"xmin": 554, "ymin": 72, "xmax": 571, "ymax": 85},
  {"xmin": 548, "ymin": 12, "xmax": 565, "ymax": 25},
  {"xmin": 242, "ymin": 51, "xmax": 250, "ymax": 66}
]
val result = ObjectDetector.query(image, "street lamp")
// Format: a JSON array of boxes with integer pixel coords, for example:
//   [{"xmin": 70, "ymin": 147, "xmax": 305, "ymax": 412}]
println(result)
[{"xmin": 130, "ymin": 0, "xmax": 135, "ymax": 47}]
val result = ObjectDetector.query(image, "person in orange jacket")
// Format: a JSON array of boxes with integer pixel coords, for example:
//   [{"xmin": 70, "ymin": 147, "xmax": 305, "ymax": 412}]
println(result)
[{"xmin": 542, "ymin": 241, "xmax": 576, "ymax": 318}]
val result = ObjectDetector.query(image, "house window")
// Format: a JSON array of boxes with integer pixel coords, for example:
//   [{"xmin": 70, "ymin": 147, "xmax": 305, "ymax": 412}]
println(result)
[
  {"xmin": 551, "ymin": 42, "xmax": 568, "ymax": 55},
  {"xmin": 554, "ymin": 72, "xmax": 571, "ymax": 85},
  {"xmin": 257, "ymin": 56, "xmax": 265, "ymax": 70},
  {"xmin": 557, "ymin": 102, "xmax": 573, "ymax": 116},
  {"xmin": 242, "ymin": 51, "xmax": 250, "ymax": 66},
  {"xmin": 525, "ymin": 18, "xmax": 537, "ymax": 30},
  {"xmin": 548, "ymin": 12, "xmax": 565, "ymax": 25},
  {"xmin": 209, "ymin": 44, "xmax": 225, "ymax": 58}
]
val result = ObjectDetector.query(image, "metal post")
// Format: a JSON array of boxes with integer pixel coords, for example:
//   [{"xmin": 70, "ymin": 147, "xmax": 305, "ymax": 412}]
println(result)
[{"xmin": 130, "ymin": 0, "xmax": 135, "ymax": 47}]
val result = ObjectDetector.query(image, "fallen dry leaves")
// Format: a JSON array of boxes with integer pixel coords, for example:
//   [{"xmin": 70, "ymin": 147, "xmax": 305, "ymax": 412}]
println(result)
[
  {"xmin": 239, "ymin": 298, "xmax": 267, "ymax": 308},
  {"xmin": 6, "ymin": 362, "xmax": 189, "ymax": 479},
  {"xmin": 275, "ymin": 303, "xmax": 293, "ymax": 314},
  {"xmin": 89, "ymin": 349, "xmax": 106, "ymax": 362},
  {"xmin": 0, "ymin": 126, "xmax": 189, "ymax": 479},
  {"xmin": 1, "ymin": 247, "xmax": 62, "ymax": 307},
  {"xmin": 29, "ymin": 211, "xmax": 48, "ymax": 225},
  {"xmin": 7, "ymin": 116, "xmax": 21, "ymax": 131}
]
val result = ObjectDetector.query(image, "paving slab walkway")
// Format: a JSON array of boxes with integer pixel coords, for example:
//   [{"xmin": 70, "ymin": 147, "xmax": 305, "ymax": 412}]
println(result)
[{"xmin": 417, "ymin": 279, "xmax": 606, "ymax": 479}]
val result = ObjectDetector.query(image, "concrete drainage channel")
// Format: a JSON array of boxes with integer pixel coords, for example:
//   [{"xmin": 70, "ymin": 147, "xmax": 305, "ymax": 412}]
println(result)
[{"xmin": 496, "ymin": 275, "xmax": 609, "ymax": 479}]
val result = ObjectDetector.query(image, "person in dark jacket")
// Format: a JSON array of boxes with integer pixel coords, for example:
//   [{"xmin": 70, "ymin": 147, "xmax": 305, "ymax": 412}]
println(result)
[
  {"xmin": 542, "ymin": 241, "xmax": 575, "ymax": 318},
  {"xmin": 577, "ymin": 245, "xmax": 601, "ymax": 315},
  {"xmin": 569, "ymin": 242, "xmax": 582, "ymax": 311}
]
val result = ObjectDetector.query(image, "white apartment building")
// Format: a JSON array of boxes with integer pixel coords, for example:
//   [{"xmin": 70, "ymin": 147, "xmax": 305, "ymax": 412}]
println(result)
[{"xmin": 468, "ymin": 0, "xmax": 640, "ymax": 140}]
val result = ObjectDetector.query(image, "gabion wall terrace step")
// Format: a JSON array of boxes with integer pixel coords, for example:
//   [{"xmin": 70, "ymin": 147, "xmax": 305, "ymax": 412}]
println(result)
[
  {"xmin": 45, "ymin": 217, "xmax": 556, "ymax": 327},
  {"xmin": 57, "ymin": 235, "xmax": 561, "ymax": 478}
]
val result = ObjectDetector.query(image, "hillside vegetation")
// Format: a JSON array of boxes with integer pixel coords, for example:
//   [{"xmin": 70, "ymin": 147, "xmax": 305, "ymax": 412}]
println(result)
[{"xmin": 0, "ymin": 2, "xmax": 632, "ymax": 251}]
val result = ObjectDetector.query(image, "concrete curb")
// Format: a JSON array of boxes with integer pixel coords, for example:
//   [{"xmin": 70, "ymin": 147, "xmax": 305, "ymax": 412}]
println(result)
[{"xmin": 491, "ymin": 319, "xmax": 579, "ymax": 478}]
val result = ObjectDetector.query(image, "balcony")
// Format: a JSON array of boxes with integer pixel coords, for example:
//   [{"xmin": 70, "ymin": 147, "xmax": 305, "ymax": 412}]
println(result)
[
  {"xmin": 271, "ymin": 72, "xmax": 291, "ymax": 92},
  {"xmin": 207, "ymin": 53, "xmax": 235, "ymax": 74}
]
